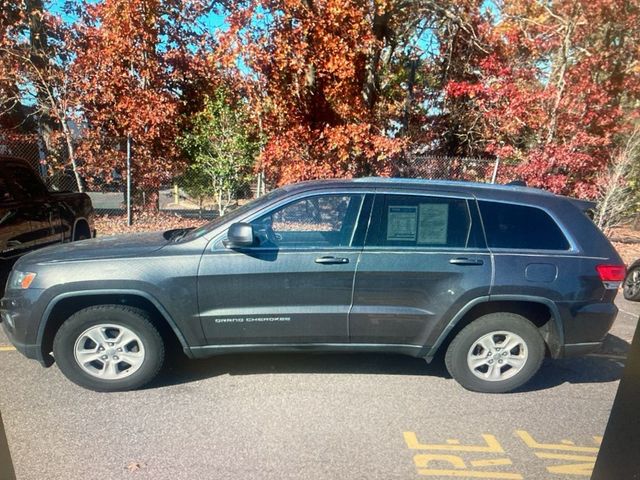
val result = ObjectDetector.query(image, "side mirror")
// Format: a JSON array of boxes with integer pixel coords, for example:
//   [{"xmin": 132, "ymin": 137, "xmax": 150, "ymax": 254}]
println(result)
[{"xmin": 223, "ymin": 222, "xmax": 254, "ymax": 248}]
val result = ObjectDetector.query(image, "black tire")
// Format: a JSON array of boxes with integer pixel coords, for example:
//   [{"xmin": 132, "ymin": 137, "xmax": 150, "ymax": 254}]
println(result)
[
  {"xmin": 623, "ymin": 266, "xmax": 640, "ymax": 301},
  {"xmin": 444, "ymin": 313, "xmax": 545, "ymax": 393},
  {"xmin": 73, "ymin": 221, "xmax": 91, "ymax": 241},
  {"xmin": 53, "ymin": 305, "xmax": 165, "ymax": 392}
]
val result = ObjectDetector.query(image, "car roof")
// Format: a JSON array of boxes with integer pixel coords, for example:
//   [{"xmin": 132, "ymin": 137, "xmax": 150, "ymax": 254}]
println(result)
[
  {"xmin": 277, "ymin": 177, "xmax": 598, "ymax": 211},
  {"xmin": 282, "ymin": 177, "xmax": 554, "ymax": 197}
]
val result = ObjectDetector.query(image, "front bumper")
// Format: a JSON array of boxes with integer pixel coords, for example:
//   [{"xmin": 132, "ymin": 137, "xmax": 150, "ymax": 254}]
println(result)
[
  {"xmin": 0, "ymin": 289, "xmax": 49, "ymax": 366},
  {"xmin": 1, "ymin": 321, "xmax": 40, "ymax": 359}
]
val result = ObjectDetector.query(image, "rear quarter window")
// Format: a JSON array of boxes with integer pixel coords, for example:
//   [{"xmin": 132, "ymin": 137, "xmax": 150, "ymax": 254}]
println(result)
[{"xmin": 478, "ymin": 201, "xmax": 570, "ymax": 251}]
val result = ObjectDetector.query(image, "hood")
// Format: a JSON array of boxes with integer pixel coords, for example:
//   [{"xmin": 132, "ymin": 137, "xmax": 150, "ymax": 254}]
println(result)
[{"xmin": 17, "ymin": 231, "xmax": 170, "ymax": 266}]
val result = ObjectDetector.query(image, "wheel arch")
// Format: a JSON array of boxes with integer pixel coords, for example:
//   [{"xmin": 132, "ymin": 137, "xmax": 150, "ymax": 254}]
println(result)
[
  {"xmin": 37, "ymin": 289, "xmax": 191, "ymax": 367},
  {"xmin": 425, "ymin": 295, "xmax": 564, "ymax": 361},
  {"xmin": 72, "ymin": 217, "xmax": 91, "ymax": 241}
]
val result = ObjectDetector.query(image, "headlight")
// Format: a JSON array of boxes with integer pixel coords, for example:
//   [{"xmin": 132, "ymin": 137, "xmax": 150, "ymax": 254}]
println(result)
[{"xmin": 8, "ymin": 271, "xmax": 37, "ymax": 290}]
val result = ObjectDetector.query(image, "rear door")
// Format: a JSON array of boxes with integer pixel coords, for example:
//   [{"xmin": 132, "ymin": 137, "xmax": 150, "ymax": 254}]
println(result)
[{"xmin": 349, "ymin": 191, "xmax": 492, "ymax": 349}]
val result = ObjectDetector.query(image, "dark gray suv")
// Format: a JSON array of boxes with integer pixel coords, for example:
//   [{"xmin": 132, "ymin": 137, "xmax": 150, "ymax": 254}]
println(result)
[{"xmin": 0, "ymin": 178, "xmax": 625, "ymax": 393}]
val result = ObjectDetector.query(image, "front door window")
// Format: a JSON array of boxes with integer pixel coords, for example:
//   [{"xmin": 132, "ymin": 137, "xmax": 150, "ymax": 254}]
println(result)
[{"xmin": 250, "ymin": 194, "xmax": 364, "ymax": 249}]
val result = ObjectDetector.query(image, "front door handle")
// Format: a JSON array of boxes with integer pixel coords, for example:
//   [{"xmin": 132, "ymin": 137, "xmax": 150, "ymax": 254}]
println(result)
[
  {"xmin": 315, "ymin": 256, "xmax": 349, "ymax": 265},
  {"xmin": 449, "ymin": 257, "xmax": 484, "ymax": 266}
]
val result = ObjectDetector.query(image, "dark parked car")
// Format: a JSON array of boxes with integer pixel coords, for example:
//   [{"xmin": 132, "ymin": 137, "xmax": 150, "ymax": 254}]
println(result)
[
  {"xmin": 0, "ymin": 178, "xmax": 625, "ymax": 393},
  {"xmin": 0, "ymin": 156, "xmax": 94, "ymax": 290},
  {"xmin": 623, "ymin": 259, "xmax": 640, "ymax": 301}
]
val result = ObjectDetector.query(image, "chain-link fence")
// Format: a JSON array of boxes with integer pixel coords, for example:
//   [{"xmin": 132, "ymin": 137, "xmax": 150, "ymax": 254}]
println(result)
[
  {"xmin": 398, "ymin": 154, "xmax": 501, "ymax": 184},
  {"xmin": 0, "ymin": 133, "xmax": 264, "ymax": 219},
  {"xmin": 1, "ymin": 133, "xmax": 503, "ymax": 222}
]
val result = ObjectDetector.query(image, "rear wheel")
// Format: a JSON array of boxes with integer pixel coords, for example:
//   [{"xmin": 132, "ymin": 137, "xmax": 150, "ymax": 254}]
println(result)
[
  {"xmin": 445, "ymin": 313, "xmax": 545, "ymax": 393},
  {"xmin": 53, "ymin": 305, "xmax": 164, "ymax": 392},
  {"xmin": 623, "ymin": 266, "xmax": 640, "ymax": 301}
]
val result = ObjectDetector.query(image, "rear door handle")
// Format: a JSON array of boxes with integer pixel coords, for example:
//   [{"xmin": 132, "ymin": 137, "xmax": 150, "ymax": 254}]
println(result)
[
  {"xmin": 449, "ymin": 257, "xmax": 484, "ymax": 266},
  {"xmin": 315, "ymin": 256, "xmax": 349, "ymax": 265}
]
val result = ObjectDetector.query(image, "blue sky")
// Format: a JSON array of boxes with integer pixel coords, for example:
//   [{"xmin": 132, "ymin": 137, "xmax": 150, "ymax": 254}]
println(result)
[
  {"xmin": 46, "ymin": 0, "xmax": 228, "ymax": 32},
  {"xmin": 46, "ymin": 0, "xmax": 499, "ymax": 34}
]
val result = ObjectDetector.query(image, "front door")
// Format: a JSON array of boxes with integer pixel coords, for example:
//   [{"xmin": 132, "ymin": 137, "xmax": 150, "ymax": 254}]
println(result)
[
  {"xmin": 198, "ymin": 192, "xmax": 371, "ymax": 345},
  {"xmin": 350, "ymin": 192, "xmax": 492, "ymax": 349}
]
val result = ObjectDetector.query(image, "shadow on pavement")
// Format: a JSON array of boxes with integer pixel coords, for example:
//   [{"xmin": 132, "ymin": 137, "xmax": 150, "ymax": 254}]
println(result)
[
  {"xmin": 600, "ymin": 333, "xmax": 631, "ymax": 357},
  {"xmin": 148, "ymin": 352, "xmax": 450, "ymax": 390},
  {"xmin": 147, "ymin": 335, "xmax": 630, "ymax": 392},
  {"xmin": 516, "ymin": 356, "xmax": 625, "ymax": 392}
]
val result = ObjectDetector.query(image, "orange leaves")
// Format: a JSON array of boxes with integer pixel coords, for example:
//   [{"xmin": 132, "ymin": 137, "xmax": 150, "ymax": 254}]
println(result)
[
  {"xmin": 220, "ymin": 0, "xmax": 399, "ymax": 185},
  {"xmin": 260, "ymin": 123, "xmax": 403, "ymax": 185},
  {"xmin": 70, "ymin": 0, "xmax": 218, "ymax": 190}
]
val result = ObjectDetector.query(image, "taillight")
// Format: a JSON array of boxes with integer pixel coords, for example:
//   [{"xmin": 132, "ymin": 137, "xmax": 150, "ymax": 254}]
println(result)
[{"xmin": 596, "ymin": 265, "xmax": 626, "ymax": 282}]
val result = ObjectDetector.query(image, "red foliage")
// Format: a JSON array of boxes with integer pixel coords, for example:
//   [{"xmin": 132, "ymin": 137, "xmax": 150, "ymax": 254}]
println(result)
[{"xmin": 438, "ymin": 0, "xmax": 639, "ymax": 197}]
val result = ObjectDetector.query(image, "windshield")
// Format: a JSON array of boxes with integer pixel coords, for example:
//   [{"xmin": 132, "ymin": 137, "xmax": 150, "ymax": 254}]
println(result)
[{"xmin": 180, "ymin": 187, "xmax": 287, "ymax": 242}]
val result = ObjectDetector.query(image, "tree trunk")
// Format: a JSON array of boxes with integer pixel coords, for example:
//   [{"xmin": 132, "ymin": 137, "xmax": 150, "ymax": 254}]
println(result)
[
  {"xmin": 546, "ymin": 19, "xmax": 575, "ymax": 145},
  {"xmin": 400, "ymin": 58, "xmax": 418, "ymax": 135},
  {"xmin": 25, "ymin": 0, "xmax": 55, "ymax": 147},
  {"xmin": 60, "ymin": 117, "xmax": 84, "ymax": 192},
  {"xmin": 362, "ymin": 10, "xmax": 392, "ymax": 111}
]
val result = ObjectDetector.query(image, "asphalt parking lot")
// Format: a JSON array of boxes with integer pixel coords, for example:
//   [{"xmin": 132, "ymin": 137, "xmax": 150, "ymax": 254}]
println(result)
[{"xmin": 1, "ymin": 296, "xmax": 638, "ymax": 480}]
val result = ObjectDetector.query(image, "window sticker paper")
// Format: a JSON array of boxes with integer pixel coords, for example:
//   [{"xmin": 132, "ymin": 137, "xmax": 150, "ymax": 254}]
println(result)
[
  {"xmin": 418, "ymin": 203, "xmax": 449, "ymax": 244},
  {"xmin": 387, "ymin": 206, "xmax": 417, "ymax": 241}
]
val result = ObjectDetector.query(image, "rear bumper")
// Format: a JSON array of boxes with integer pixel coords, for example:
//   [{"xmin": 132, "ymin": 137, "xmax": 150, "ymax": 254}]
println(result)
[{"xmin": 560, "ymin": 301, "xmax": 618, "ymax": 345}]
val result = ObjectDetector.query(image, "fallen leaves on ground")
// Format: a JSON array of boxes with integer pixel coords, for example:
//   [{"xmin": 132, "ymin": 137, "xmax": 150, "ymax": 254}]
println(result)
[
  {"xmin": 95, "ymin": 212, "xmax": 207, "ymax": 237},
  {"xmin": 125, "ymin": 461, "xmax": 145, "ymax": 472}
]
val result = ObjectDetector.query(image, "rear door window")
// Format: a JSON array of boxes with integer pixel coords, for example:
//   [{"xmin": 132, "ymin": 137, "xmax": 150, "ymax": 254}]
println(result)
[
  {"xmin": 478, "ymin": 200, "xmax": 570, "ymax": 250},
  {"xmin": 366, "ymin": 194, "xmax": 482, "ymax": 248}
]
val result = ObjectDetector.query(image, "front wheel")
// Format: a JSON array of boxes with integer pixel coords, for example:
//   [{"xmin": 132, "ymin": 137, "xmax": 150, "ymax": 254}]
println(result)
[
  {"xmin": 623, "ymin": 266, "xmax": 640, "ymax": 301},
  {"xmin": 445, "ymin": 313, "xmax": 545, "ymax": 393},
  {"xmin": 53, "ymin": 305, "xmax": 165, "ymax": 392}
]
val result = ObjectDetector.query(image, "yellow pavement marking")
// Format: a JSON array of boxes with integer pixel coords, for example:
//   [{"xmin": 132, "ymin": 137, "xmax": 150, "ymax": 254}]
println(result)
[
  {"xmin": 470, "ymin": 458, "xmax": 514, "ymax": 468},
  {"xmin": 0, "ymin": 346, "xmax": 16, "ymax": 352},
  {"xmin": 415, "ymin": 469, "xmax": 522, "ymax": 479}
]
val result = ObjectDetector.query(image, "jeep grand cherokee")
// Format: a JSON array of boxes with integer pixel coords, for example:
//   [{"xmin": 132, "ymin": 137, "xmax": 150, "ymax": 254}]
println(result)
[{"xmin": 0, "ymin": 178, "xmax": 625, "ymax": 393}]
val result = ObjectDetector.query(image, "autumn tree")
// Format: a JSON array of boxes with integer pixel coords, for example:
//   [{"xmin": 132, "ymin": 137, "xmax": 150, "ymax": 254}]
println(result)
[
  {"xmin": 70, "ymin": 0, "xmax": 219, "ymax": 196},
  {"xmin": 0, "ymin": 1, "xmax": 86, "ymax": 190},
  {"xmin": 219, "ymin": 0, "xmax": 419, "ymax": 185},
  {"xmin": 432, "ymin": 0, "xmax": 640, "ymax": 197}
]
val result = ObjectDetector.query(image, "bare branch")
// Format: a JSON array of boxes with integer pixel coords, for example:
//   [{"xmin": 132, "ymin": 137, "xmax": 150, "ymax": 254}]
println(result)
[{"xmin": 593, "ymin": 127, "xmax": 640, "ymax": 235}]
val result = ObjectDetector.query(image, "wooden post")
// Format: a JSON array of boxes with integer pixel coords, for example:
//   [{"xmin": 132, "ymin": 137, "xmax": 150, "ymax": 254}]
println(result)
[{"xmin": 591, "ymin": 317, "xmax": 640, "ymax": 479}]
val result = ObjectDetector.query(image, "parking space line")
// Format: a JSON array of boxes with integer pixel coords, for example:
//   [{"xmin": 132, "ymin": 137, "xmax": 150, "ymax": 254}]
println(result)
[
  {"xmin": 617, "ymin": 307, "xmax": 639, "ymax": 318},
  {"xmin": 0, "ymin": 346, "xmax": 16, "ymax": 352}
]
